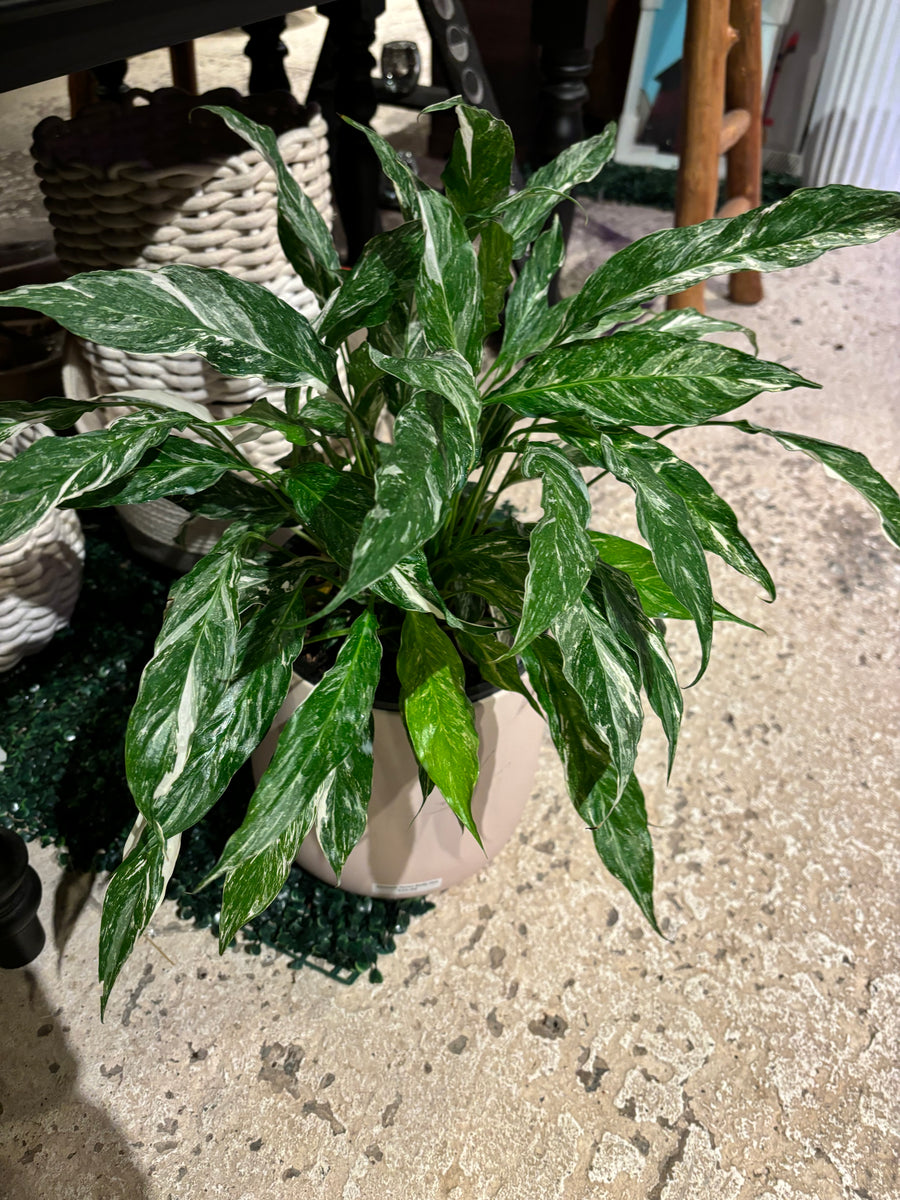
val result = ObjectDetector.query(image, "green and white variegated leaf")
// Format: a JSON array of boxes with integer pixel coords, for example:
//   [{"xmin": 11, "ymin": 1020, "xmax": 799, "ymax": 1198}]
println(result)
[
  {"xmin": 0, "ymin": 408, "xmax": 194, "ymax": 543},
  {"xmin": 398, "ymin": 612, "xmax": 481, "ymax": 844},
  {"xmin": 598, "ymin": 432, "xmax": 714, "ymax": 681},
  {"xmin": 314, "ymin": 717, "xmax": 375, "ymax": 880},
  {"xmin": 600, "ymin": 429, "xmax": 775, "ymax": 599},
  {"xmin": 0, "ymin": 265, "xmax": 336, "ymax": 389},
  {"xmin": 453, "ymin": 628, "xmax": 540, "ymax": 712},
  {"xmin": 346, "ymin": 341, "xmax": 388, "ymax": 431},
  {"xmin": 508, "ymin": 444, "xmax": 595, "ymax": 656},
  {"xmin": 202, "ymin": 105, "xmax": 342, "ymax": 301},
  {"xmin": 639, "ymin": 307, "xmax": 758, "ymax": 354},
  {"xmin": 207, "ymin": 609, "xmax": 380, "ymax": 876},
  {"xmin": 588, "ymin": 532, "xmax": 761, "ymax": 629},
  {"xmin": 564, "ymin": 185, "xmax": 900, "ymax": 336},
  {"xmin": 281, "ymin": 461, "xmax": 452, "ymax": 617},
  {"xmin": 62, "ymin": 436, "xmax": 239, "ymax": 508},
  {"xmin": 525, "ymin": 631, "xmax": 658, "ymax": 928},
  {"xmin": 125, "ymin": 527, "xmax": 246, "ymax": 837},
  {"xmin": 0, "ymin": 396, "xmax": 122, "ymax": 441},
  {"xmin": 488, "ymin": 330, "xmax": 816, "ymax": 426},
  {"xmin": 218, "ymin": 817, "xmax": 305, "ymax": 951},
  {"xmin": 494, "ymin": 124, "xmax": 617, "ymax": 256},
  {"xmin": 317, "ymin": 221, "xmax": 424, "ymax": 346},
  {"xmin": 367, "ymin": 346, "xmax": 481, "ymax": 451},
  {"xmin": 176, "ymin": 472, "xmax": 289, "ymax": 526},
  {"xmin": 417, "ymin": 189, "xmax": 484, "ymax": 371},
  {"xmin": 436, "ymin": 100, "xmax": 515, "ymax": 216},
  {"xmin": 577, "ymin": 767, "xmax": 660, "ymax": 933},
  {"xmin": 342, "ymin": 117, "xmax": 427, "ymax": 219},
  {"xmin": 552, "ymin": 596, "xmax": 643, "ymax": 803},
  {"xmin": 589, "ymin": 558, "xmax": 682, "ymax": 776},
  {"xmin": 215, "ymin": 398, "xmax": 313, "ymax": 445},
  {"xmin": 492, "ymin": 215, "xmax": 569, "ymax": 378},
  {"xmin": 98, "ymin": 829, "xmax": 166, "ymax": 1017},
  {"xmin": 340, "ymin": 392, "xmax": 472, "ymax": 601},
  {"xmin": 449, "ymin": 530, "xmax": 530, "ymax": 616},
  {"xmin": 477, "ymin": 221, "xmax": 514, "ymax": 339},
  {"xmin": 726, "ymin": 421, "xmax": 900, "ymax": 548}
]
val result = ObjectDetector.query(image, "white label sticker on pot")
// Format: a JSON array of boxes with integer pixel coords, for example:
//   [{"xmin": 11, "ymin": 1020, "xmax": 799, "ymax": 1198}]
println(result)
[{"xmin": 373, "ymin": 878, "xmax": 442, "ymax": 896}]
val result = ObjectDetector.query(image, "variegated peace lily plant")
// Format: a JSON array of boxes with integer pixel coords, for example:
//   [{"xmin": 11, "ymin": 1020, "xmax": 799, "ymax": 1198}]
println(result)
[{"xmin": 1, "ymin": 100, "xmax": 899, "ymax": 1013}]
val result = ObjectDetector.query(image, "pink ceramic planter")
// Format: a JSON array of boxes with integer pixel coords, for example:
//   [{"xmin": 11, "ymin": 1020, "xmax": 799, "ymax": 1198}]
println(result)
[{"xmin": 252, "ymin": 677, "xmax": 547, "ymax": 898}]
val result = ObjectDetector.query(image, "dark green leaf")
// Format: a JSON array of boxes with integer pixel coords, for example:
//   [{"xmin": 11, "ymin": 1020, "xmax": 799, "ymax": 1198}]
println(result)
[
  {"xmin": 315, "ymin": 717, "xmax": 375, "ymax": 879},
  {"xmin": 175, "ymin": 472, "xmax": 288, "ymax": 525},
  {"xmin": 453, "ymin": 628, "xmax": 541, "ymax": 713},
  {"xmin": 0, "ymin": 396, "xmax": 120, "ymax": 441},
  {"xmin": 416, "ymin": 189, "xmax": 483, "ymax": 371},
  {"xmin": 727, "ymin": 420, "xmax": 900, "ymax": 548},
  {"xmin": 552, "ymin": 596, "xmax": 643, "ymax": 801},
  {"xmin": 98, "ymin": 830, "xmax": 167, "ymax": 1017},
  {"xmin": 440, "ymin": 102, "xmax": 515, "ymax": 216},
  {"xmin": 63, "ymin": 436, "xmax": 238, "ymax": 508},
  {"xmin": 340, "ymin": 393, "xmax": 472, "ymax": 599},
  {"xmin": 0, "ymin": 409, "xmax": 193, "ymax": 543},
  {"xmin": 342, "ymin": 117, "xmax": 426, "ymax": 219},
  {"xmin": 318, "ymin": 221, "xmax": 424, "ymax": 345},
  {"xmin": 495, "ymin": 124, "xmax": 617, "ymax": 254},
  {"xmin": 398, "ymin": 612, "xmax": 481, "ymax": 844},
  {"xmin": 489, "ymin": 330, "xmax": 816, "ymax": 425},
  {"xmin": 598, "ymin": 433, "xmax": 714, "ymax": 681},
  {"xmin": 0, "ymin": 265, "xmax": 337, "ymax": 389},
  {"xmin": 208, "ymin": 610, "xmax": 380, "ymax": 875},
  {"xmin": 216, "ymin": 398, "xmax": 311, "ymax": 445},
  {"xmin": 508, "ymin": 444, "xmax": 595, "ymax": 656},
  {"xmin": 367, "ymin": 346, "xmax": 482, "ymax": 450},
  {"xmin": 602, "ymin": 429, "xmax": 775, "ymax": 599},
  {"xmin": 588, "ymin": 532, "xmax": 761, "ymax": 629},
  {"xmin": 492, "ymin": 216, "xmax": 568, "ymax": 377},
  {"xmin": 477, "ymin": 221, "xmax": 514, "ymax": 339},
  {"xmin": 202, "ymin": 105, "xmax": 342, "ymax": 301},
  {"xmin": 578, "ymin": 769, "xmax": 660, "ymax": 933},
  {"xmin": 565, "ymin": 185, "xmax": 900, "ymax": 335}
]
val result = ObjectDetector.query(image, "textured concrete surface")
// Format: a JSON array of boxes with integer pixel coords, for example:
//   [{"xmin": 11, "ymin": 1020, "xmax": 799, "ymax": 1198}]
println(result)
[{"xmin": 2, "ymin": 5, "xmax": 900, "ymax": 1198}]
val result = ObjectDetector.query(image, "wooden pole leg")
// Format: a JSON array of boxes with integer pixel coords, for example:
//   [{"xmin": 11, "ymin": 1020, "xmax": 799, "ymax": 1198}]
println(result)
[
  {"xmin": 67, "ymin": 71, "xmax": 95, "ymax": 116},
  {"xmin": 725, "ymin": 0, "xmax": 763, "ymax": 304},
  {"xmin": 169, "ymin": 42, "xmax": 198, "ymax": 94},
  {"xmin": 667, "ymin": 0, "xmax": 732, "ymax": 313}
]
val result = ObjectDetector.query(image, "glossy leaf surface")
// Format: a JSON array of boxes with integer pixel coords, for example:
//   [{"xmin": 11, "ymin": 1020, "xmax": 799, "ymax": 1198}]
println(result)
[
  {"xmin": 315, "ymin": 720, "xmax": 375, "ymax": 879},
  {"xmin": 318, "ymin": 221, "xmax": 423, "ymax": 346},
  {"xmin": 218, "ymin": 818, "xmax": 305, "ymax": 951},
  {"xmin": 398, "ymin": 612, "xmax": 481, "ymax": 843},
  {"xmin": 368, "ymin": 345, "xmax": 481, "ymax": 450},
  {"xmin": 477, "ymin": 221, "xmax": 514, "ymax": 339},
  {"xmin": 98, "ymin": 831, "xmax": 166, "ymax": 1017},
  {"xmin": 416, "ymin": 189, "xmax": 483, "ymax": 371},
  {"xmin": 492, "ymin": 216, "xmax": 568, "ymax": 378},
  {"xmin": 64, "ymin": 436, "xmax": 238, "ymax": 508},
  {"xmin": 440, "ymin": 102, "xmax": 515, "ymax": 216}
]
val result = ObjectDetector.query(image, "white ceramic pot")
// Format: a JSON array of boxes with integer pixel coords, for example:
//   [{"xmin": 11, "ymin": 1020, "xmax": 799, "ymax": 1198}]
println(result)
[{"xmin": 252, "ymin": 676, "xmax": 547, "ymax": 898}]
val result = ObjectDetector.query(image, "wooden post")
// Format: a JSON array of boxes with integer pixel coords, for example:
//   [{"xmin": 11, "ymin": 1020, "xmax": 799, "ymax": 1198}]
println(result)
[
  {"xmin": 67, "ymin": 71, "xmax": 95, "ymax": 116},
  {"xmin": 667, "ymin": 0, "xmax": 732, "ymax": 312},
  {"xmin": 169, "ymin": 42, "xmax": 198, "ymax": 94},
  {"xmin": 725, "ymin": 0, "xmax": 763, "ymax": 304}
]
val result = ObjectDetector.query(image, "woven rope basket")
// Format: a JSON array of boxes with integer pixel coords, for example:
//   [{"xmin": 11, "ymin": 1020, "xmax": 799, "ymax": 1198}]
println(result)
[
  {"xmin": 32, "ymin": 89, "xmax": 334, "ymax": 567},
  {"xmin": 0, "ymin": 425, "xmax": 85, "ymax": 672}
]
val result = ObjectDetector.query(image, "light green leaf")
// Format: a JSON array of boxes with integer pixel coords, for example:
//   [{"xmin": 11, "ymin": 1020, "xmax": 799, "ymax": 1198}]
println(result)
[
  {"xmin": 202, "ymin": 105, "xmax": 342, "ymax": 301},
  {"xmin": 587, "ymin": 532, "xmax": 761, "ymax": 629},
  {"xmin": 552, "ymin": 596, "xmax": 643, "ymax": 801},
  {"xmin": 508, "ymin": 444, "xmax": 595, "ymax": 656},
  {"xmin": 601, "ymin": 429, "xmax": 775, "ymax": 599},
  {"xmin": 0, "ymin": 265, "xmax": 337, "ymax": 389},
  {"xmin": 489, "ymin": 330, "xmax": 816, "ymax": 425},
  {"xmin": 495, "ymin": 124, "xmax": 617, "ymax": 255},
  {"xmin": 639, "ymin": 307, "xmax": 758, "ymax": 354},
  {"xmin": 218, "ymin": 817, "xmax": 305, "ymax": 951},
  {"xmin": 315, "ymin": 719, "xmax": 375, "ymax": 880},
  {"xmin": 492, "ymin": 216, "xmax": 569, "ymax": 378},
  {"xmin": 0, "ymin": 408, "xmax": 193, "ymax": 543},
  {"xmin": 367, "ymin": 345, "xmax": 482, "ymax": 451},
  {"xmin": 398, "ymin": 612, "xmax": 481, "ymax": 844},
  {"xmin": 215, "ymin": 398, "xmax": 312, "ymax": 445},
  {"xmin": 727, "ymin": 421, "xmax": 900, "ymax": 548},
  {"xmin": 208, "ymin": 610, "xmax": 381, "ymax": 876},
  {"xmin": 98, "ymin": 830, "xmax": 166, "ymax": 1017},
  {"xmin": 416, "ymin": 189, "xmax": 484, "ymax": 372},
  {"xmin": 565, "ymin": 185, "xmax": 900, "ymax": 335}
]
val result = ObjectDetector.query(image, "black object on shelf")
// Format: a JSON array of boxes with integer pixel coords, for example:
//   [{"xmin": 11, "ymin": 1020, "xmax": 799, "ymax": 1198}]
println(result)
[{"xmin": 0, "ymin": 826, "xmax": 45, "ymax": 969}]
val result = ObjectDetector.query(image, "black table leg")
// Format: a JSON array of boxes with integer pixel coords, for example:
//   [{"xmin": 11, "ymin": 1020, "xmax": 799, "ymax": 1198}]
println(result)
[
  {"xmin": 243, "ymin": 17, "xmax": 292, "ymax": 94},
  {"xmin": 0, "ymin": 827, "xmax": 45, "ymax": 969},
  {"xmin": 309, "ymin": 0, "xmax": 385, "ymax": 263},
  {"xmin": 91, "ymin": 59, "xmax": 129, "ymax": 100}
]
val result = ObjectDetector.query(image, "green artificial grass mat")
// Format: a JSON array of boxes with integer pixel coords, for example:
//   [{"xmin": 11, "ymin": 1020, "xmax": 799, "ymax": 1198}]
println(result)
[{"xmin": 0, "ymin": 512, "xmax": 430, "ymax": 983}]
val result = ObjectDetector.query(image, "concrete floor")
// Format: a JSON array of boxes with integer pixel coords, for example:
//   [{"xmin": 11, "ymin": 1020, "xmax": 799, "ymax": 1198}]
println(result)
[{"xmin": 2, "ymin": 5, "xmax": 900, "ymax": 1198}]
